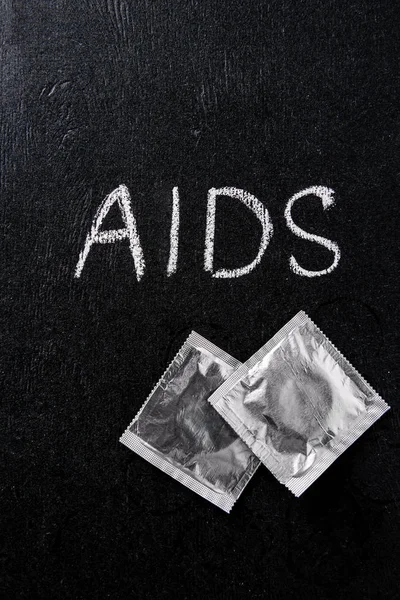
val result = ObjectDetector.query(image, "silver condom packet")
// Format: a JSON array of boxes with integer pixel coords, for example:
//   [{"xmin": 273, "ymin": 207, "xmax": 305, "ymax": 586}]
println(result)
[
  {"xmin": 120, "ymin": 332, "xmax": 260, "ymax": 512},
  {"xmin": 208, "ymin": 311, "xmax": 390, "ymax": 497}
]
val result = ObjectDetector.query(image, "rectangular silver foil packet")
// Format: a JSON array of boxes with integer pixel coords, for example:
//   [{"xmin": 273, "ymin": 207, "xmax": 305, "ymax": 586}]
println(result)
[
  {"xmin": 120, "ymin": 332, "xmax": 260, "ymax": 512},
  {"xmin": 208, "ymin": 311, "xmax": 390, "ymax": 497}
]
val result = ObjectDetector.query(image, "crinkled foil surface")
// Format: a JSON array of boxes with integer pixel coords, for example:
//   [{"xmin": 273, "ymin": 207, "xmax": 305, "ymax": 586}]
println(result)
[
  {"xmin": 220, "ymin": 322, "xmax": 374, "ymax": 482},
  {"xmin": 130, "ymin": 347, "xmax": 258, "ymax": 494}
]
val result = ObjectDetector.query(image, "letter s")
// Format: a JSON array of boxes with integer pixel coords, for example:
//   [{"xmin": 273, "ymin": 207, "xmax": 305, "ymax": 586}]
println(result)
[{"xmin": 284, "ymin": 186, "xmax": 341, "ymax": 277}]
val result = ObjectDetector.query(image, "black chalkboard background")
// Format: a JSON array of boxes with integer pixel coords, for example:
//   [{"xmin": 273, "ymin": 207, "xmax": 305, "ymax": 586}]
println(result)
[{"xmin": 1, "ymin": 2, "xmax": 400, "ymax": 599}]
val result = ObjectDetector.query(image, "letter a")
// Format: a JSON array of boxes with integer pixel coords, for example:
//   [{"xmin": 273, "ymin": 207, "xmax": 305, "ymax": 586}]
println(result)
[
  {"xmin": 204, "ymin": 187, "xmax": 273, "ymax": 278},
  {"xmin": 74, "ymin": 184, "xmax": 145, "ymax": 280}
]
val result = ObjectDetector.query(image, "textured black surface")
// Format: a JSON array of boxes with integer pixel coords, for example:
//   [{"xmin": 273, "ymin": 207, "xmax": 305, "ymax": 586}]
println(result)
[{"xmin": 1, "ymin": 2, "xmax": 399, "ymax": 599}]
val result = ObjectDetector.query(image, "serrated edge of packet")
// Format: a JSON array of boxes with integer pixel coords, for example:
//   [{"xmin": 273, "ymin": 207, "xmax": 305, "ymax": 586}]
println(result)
[
  {"xmin": 285, "ymin": 313, "xmax": 390, "ymax": 496},
  {"xmin": 187, "ymin": 331, "xmax": 242, "ymax": 370},
  {"xmin": 120, "ymin": 331, "xmax": 258, "ymax": 513},
  {"xmin": 285, "ymin": 391, "xmax": 390, "ymax": 496},
  {"xmin": 120, "ymin": 431, "xmax": 237, "ymax": 512},
  {"xmin": 208, "ymin": 310, "xmax": 390, "ymax": 498},
  {"xmin": 123, "ymin": 338, "xmax": 192, "ymax": 428},
  {"xmin": 305, "ymin": 313, "xmax": 386, "ymax": 402}
]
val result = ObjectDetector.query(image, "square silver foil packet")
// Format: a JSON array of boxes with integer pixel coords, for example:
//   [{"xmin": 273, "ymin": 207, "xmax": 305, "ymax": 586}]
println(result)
[
  {"xmin": 208, "ymin": 311, "xmax": 390, "ymax": 497},
  {"xmin": 120, "ymin": 332, "xmax": 260, "ymax": 512}
]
